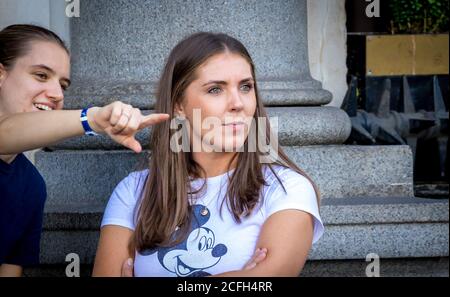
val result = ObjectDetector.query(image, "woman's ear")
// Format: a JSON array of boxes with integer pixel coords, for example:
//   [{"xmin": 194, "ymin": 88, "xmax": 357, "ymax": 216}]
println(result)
[
  {"xmin": 174, "ymin": 102, "xmax": 185, "ymax": 117},
  {"xmin": 0, "ymin": 64, "xmax": 6, "ymax": 88}
]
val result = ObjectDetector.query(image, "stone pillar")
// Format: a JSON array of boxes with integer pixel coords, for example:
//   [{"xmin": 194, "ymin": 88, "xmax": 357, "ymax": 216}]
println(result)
[
  {"xmin": 62, "ymin": 0, "xmax": 351, "ymax": 148},
  {"xmin": 307, "ymin": 0, "xmax": 348, "ymax": 107},
  {"xmin": 68, "ymin": 0, "xmax": 330, "ymax": 105}
]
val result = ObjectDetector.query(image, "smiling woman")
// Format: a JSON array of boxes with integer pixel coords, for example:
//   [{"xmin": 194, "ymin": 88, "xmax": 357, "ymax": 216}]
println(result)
[
  {"xmin": 0, "ymin": 24, "xmax": 170, "ymax": 277},
  {"xmin": 0, "ymin": 41, "xmax": 70, "ymax": 114}
]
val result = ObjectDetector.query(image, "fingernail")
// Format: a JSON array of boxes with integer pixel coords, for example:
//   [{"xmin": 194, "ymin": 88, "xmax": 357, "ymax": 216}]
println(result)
[{"xmin": 127, "ymin": 258, "xmax": 133, "ymax": 267}]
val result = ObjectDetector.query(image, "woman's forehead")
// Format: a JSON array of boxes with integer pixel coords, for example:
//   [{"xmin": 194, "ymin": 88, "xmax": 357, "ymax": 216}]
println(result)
[
  {"xmin": 196, "ymin": 53, "xmax": 252, "ymax": 81},
  {"xmin": 14, "ymin": 41, "xmax": 70, "ymax": 76}
]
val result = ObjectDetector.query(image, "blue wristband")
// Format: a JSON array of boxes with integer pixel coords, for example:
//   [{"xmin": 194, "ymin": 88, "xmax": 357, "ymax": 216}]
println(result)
[{"xmin": 80, "ymin": 108, "xmax": 99, "ymax": 136}]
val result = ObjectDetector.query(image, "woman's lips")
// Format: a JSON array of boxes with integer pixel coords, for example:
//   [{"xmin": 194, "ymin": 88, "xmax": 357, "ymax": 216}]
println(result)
[
  {"xmin": 223, "ymin": 122, "xmax": 245, "ymax": 132},
  {"xmin": 33, "ymin": 102, "xmax": 56, "ymax": 111}
]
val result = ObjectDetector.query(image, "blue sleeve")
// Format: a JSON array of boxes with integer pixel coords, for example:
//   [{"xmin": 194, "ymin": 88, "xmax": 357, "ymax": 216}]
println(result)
[{"xmin": 8, "ymin": 200, "xmax": 45, "ymax": 267}]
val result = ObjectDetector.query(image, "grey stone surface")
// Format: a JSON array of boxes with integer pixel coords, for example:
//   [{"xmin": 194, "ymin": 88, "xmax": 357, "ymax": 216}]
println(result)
[
  {"xmin": 71, "ymin": 0, "xmax": 309, "ymax": 82},
  {"xmin": 24, "ymin": 265, "xmax": 93, "ymax": 277},
  {"xmin": 39, "ymin": 221, "xmax": 449, "ymax": 263},
  {"xmin": 43, "ymin": 204, "xmax": 103, "ymax": 230},
  {"xmin": 36, "ymin": 150, "xmax": 148, "ymax": 207},
  {"xmin": 39, "ymin": 231, "xmax": 99, "ymax": 264},
  {"xmin": 301, "ymin": 257, "xmax": 449, "ymax": 277},
  {"xmin": 320, "ymin": 196, "xmax": 449, "ymax": 225},
  {"xmin": 68, "ymin": 0, "xmax": 331, "ymax": 106},
  {"xmin": 272, "ymin": 107, "xmax": 350, "ymax": 146},
  {"xmin": 309, "ymin": 223, "xmax": 449, "ymax": 260},
  {"xmin": 50, "ymin": 106, "xmax": 351, "ymax": 149},
  {"xmin": 42, "ymin": 196, "xmax": 449, "ymax": 231},
  {"xmin": 24, "ymin": 257, "xmax": 450, "ymax": 277},
  {"xmin": 284, "ymin": 145, "xmax": 414, "ymax": 198},
  {"xmin": 35, "ymin": 145, "xmax": 413, "ymax": 206}
]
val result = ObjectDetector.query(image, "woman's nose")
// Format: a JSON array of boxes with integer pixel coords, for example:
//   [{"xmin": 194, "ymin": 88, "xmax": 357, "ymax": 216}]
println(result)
[
  {"xmin": 229, "ymin": 90, "xmax": 244, "ymax": 111},
  {"xmin": 46, "ymin": 81, "xmax": 64, "ymax": 102}
]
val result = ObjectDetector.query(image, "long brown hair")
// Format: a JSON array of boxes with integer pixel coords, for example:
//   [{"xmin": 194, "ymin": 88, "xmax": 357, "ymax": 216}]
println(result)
[{"xmin": 131, "ymin": 32, "xmax": 320, "ymax": 252}]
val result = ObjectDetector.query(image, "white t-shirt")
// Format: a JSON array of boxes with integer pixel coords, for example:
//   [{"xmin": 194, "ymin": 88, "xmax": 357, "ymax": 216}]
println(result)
[{"xmin": 101, "ymin": 165, "xmax": 324, "ymax": 277}]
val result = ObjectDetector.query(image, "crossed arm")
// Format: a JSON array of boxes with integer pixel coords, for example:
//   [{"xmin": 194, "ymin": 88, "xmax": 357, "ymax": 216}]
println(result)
[
  {"xmin": 92, "ymin": 209, "xmax": 314, "ymax": 277},
  {"xmin": 0, "ymin": 264, "xmax": 22, "ymax": 277},
  {"xmin": 214, "ymin": 209, "xmax": 314, "ymax": 277}
]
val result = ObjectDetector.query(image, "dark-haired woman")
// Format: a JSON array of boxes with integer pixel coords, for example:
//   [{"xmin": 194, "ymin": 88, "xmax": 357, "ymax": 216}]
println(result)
[
  {"xmin": 0, "ymin": 24, "xmax": 169, "ymax": 276},
  {"xmin": 94, "ymin": 32, "xmax": 324, "ymax": 277}
]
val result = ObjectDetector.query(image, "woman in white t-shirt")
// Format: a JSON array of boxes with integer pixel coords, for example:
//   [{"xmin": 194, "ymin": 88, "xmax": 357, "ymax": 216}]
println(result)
[{"xmin": 93, "ymin": 32, "xmax": 324, "ymax": 277}]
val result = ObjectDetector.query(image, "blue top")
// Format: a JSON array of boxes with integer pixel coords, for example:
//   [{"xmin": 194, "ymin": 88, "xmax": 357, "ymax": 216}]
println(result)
[{"xmin": 0, "ymin": 153, "xmax": 46, "ymax": 267}]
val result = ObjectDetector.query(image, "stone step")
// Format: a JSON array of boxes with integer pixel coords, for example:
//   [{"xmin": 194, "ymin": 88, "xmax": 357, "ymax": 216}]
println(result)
[
  {"xmin": 49, "ymin": 106, "xmax": 351, "ymax": 149},
  {"xmin": 42, "ymin": 196, "xmax": 448, "ymax": 230},
  {"xmin": 34, "ymin": 145, "xmax": 414, "ymax": 207},
  {"xmin": 301, "ymin": 257, "xmax": 449, "ymax": 277},
  {"xmin": 39, "ymin": 196, "xmax": 449, "ymax": 264},
  {"xmin": 24, "ymin": 257, "xmax": 450, "ymax": 277}
]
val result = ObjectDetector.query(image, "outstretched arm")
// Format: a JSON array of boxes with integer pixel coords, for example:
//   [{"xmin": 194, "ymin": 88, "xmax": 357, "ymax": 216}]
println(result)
[
  {"xmin": 0, "ymin": 101, "xmax": 169, "ymax": 154},
  {"xmin": 213, "ymin": 209, "xmax": 314, "ymax": 277}
]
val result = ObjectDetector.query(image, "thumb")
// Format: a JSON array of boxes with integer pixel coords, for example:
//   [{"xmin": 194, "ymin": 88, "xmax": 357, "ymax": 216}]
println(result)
[
  {"xmin": 121, "ymin": 137, "xmax": 142, "ymax": 153},
  {"xmin": 107, "ymin": 128, "xmax": 143, "ymax": 153},
  {"xmin": 121, "ymin": 258, "xmax": 134, "ymax": 277}
]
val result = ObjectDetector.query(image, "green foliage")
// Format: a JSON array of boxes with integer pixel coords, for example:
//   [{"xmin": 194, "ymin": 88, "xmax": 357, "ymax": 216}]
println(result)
[{"xmin": 390, "ymin": 0, "xmax": 449, "ymax": 33}]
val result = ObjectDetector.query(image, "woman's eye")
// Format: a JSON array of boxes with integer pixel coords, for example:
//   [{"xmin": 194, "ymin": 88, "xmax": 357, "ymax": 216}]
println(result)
[
  {"xmin": 35, "ymin": 73, "xmax": 48, "ymax": 80},
  {"xmin": 240, "ymin": 84, "xmax": 253, "ymax": 92},
  {"xmin": 208, "ymin": 87, "xmax": 222, "ymax": 94}
]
